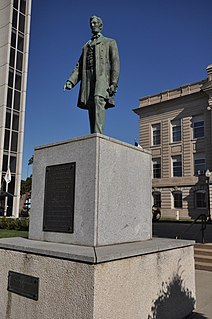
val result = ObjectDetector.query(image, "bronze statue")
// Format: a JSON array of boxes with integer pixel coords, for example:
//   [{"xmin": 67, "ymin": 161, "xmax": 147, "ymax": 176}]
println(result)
[{"xmin": 64, "ymin": 16, "xmax": 120, "ymax": 134}]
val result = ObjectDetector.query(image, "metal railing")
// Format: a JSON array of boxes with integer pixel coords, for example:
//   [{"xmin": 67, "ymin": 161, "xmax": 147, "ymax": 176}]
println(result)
[{"xmin": 176, "ymin": 214, "xmax": 207, "ymax": 243}]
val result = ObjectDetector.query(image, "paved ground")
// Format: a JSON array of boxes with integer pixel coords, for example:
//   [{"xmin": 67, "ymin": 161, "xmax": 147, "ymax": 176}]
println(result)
[{"xmin": 153, "ymin": 221, "xmax": 212, "ymax": 318}]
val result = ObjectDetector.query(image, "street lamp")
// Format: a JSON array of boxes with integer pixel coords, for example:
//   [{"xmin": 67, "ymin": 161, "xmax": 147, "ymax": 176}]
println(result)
[{"xmin": 205, "ymin": 169, "xmax": 211, "ymax": 221}]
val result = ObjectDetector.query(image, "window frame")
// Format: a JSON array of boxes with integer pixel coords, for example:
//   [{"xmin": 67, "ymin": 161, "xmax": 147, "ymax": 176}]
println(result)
[
  {"xmin": 194, "ymin": 155, "xmax": 206, "ymax": 176},
  {"xmin": 172, "ymin": 191, "xmax": 183, "ymax": 208},
  {"xmin": 152, "ymin": 158, "xmax": 161, "ymax": 179},
  {"xmin": 193, "ymin": 115, "xmax": 204, "ymax": 139},
  {"xmin": 152, "ymin": 123, "xmax": 161, "ymax": 146},
  {"xmin": 152, "ymin": 192, "xmax": 161, "ymax": 208},
  {"xmin": 195, "ymin": 190, "xmax": 207, "ymax": 208},
  {"xmin": 171, "ymin": 119, "xmax": 182, "ymax": 143},
  {"xmin": 172, "ymin": 155, "xmax": 182, "ymax": 177}
]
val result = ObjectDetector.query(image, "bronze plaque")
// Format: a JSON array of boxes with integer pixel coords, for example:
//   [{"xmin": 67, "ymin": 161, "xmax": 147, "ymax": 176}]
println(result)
[
  {"xmin": 8, "ymin": 271, "xmax": 39, "ymax": 300},
  {"xmin": 43, "ymin": 162, "xmax": 75, "ymax": 233}
]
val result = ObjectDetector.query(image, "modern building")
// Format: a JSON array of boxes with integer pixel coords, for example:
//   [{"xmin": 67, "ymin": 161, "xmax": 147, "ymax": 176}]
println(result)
[
  {"xmin": 0, "ymin": 0, "xmax": 32, "ymax": 217},
  {"xmin": 134, "ymin": 64, "xmax": 212, "ymax": 220}
]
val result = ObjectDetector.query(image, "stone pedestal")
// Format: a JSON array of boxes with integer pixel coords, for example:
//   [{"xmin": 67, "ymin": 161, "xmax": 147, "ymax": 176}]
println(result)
[
  {"xmin": 0, "ymin": 237, "xmax": 195, "ymax": 319},
  {"xmin": 0, "ymin": 134, "xmax": 196, "ymax": 318},
  {"xmin": 29, "ymin": 134, "xmax": 152, "ymax": 246}
]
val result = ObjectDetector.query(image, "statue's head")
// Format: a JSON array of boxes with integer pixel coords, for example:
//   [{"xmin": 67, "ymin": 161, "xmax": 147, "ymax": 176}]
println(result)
[{"xmin": 90, "ymin": 16, "xmax": 103, "ymax": 34}]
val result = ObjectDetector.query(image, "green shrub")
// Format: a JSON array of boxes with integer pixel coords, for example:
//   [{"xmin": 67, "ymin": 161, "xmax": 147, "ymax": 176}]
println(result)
[{"xmin": 0, "ymin": 218, "xmax": 29, "ymax": 231}]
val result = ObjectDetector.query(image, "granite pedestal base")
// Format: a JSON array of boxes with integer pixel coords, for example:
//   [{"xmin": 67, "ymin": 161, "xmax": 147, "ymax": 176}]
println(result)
[
  {"xmin": 0, "ymin": 237, "xmax": 195, "ymax": 319},
  {"xmin": 29, "ymin": 134, "xmax": 152, "ymax": 246}
]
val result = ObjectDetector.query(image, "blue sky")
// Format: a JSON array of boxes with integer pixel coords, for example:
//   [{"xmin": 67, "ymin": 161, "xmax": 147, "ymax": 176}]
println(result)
[{"xmin": 22, "ymin": 0, "xmax": 212, "ymax": 178}]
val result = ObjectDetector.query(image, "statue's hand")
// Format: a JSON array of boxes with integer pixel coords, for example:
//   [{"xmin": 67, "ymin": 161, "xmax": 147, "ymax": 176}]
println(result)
[
  {"xmin": 64, "ymin": 80, "xmax": 72, "ymax": 91},
  {"xmin": 107, "ymin": 84, "xmax": 117, "ymax": 96}
]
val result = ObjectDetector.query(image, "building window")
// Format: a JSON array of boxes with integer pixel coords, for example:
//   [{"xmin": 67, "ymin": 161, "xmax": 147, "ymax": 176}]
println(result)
[
  {"xmin": 194, "ymin": 155, "xmax": 206, "ymax": 175},
  {"xmin": 172, "ymin": 155, "xmax": 182, "ymax": 177},
  {"xmin": 12, "ymin": 9, "xmax": 18, "ymax": 28},
  {"xmin": 18, "ymin": 34, "xmax": 24, "ymax": 52},
  {"xmin": 16, "ymin": 52, "xmax": 23, "ymax": 71},
  {"xmin": 15, "ymin": 71, "xmax": 22, "ymax": 91},
  {"xmin": 152, "ymin": 123, "xmax": 161, "ymax": 145},
  {"xmin": 173, "ymin": 191, "xmax": 182, "ymax": 208},
  {"xmin": 153, "ymin": 192, "xmax": 161, "ymax": 208},
  {"xmin": 19, "ymin": 14, "xmax": 25, "ymax": 33},
  {"xmin": 11, "ymin": 30, "xmax": 16, "ymax": 48},
  {"xmin": 9, "ymin": 48, "xmax": 15, "ymax": 68},
  {"xmin": 8, "ymin": 69, "xmax": 14, "ymax": 88},
  {"xmin": 171, "ymin": 119, "xmax": 181, "ymax": 143},
  {"xmin": 153, "ymin": 158, "xmax": 161, "ymax": 178},
  {"xmin": 193, "ymin": 115, "xmax": 204, "ymax": 139},
  {"xmin": 195, "ymin": 191, "xmax": 206, "ymax": 208},
  {"xmin": 20, "ymin": 0, "xmax": 26, "ymax": 14}
]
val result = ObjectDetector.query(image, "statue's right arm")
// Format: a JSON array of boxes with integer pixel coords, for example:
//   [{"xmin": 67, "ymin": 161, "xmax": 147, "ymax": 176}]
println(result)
[{"xmin": 64, "ymin": 53, "xmax": 83, "ymax": 91}]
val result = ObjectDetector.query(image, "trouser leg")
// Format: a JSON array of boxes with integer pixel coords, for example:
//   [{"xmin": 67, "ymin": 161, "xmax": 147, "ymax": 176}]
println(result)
[{"xmin": 88, "ymin": 96, "xmax": 106, "ymax": 134}]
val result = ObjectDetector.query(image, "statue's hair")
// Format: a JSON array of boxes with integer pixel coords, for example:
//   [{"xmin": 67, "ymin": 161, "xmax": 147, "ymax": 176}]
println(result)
[{"xmin": 90, "ymin": 16, "xmax": 103, "ymax": 31}]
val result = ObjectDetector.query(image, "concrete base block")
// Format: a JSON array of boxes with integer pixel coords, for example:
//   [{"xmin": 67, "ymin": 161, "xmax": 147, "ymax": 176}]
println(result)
[
  {"xmin": 0, "ymin": 238, "xmax": 195, "ymax": 319},
  {"xmin": 29, "ymin": 134, "xmax": 152, "ymax": 246}
]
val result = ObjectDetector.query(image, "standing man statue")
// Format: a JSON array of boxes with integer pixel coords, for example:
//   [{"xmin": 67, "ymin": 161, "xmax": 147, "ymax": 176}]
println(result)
[{"xmin": 64, "ymin": 16, "xmax": 120, "ymax": 134}]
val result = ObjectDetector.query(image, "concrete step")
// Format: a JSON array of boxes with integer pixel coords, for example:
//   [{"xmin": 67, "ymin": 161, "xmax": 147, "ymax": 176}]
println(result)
[
  {"xmin": 195, "ymin": 243, "xmax": 212, "ymax": 250},
  {"xmin": 194, "ymin": 243, "xmax": 212, "ymax": 271},
  {"xmin": 195, "ymin": 254, "xmax": 212, "ymax": 264},
  {"xmin": 195, "ymin": 261, "xmax": 212, "ymax": 272},
  {"xmin": 194, "ymin": 248, "xmax": 212, "ymax": 256}
]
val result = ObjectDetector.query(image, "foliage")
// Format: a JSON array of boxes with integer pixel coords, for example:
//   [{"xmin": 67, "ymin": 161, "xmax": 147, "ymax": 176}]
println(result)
[
  {"xmin": 21, "ymin": 176, "xmax": 32, "ymax": 195},
  {"xmin": 0, "ymin": 217, "xmax": 29, "ymax": 231}
]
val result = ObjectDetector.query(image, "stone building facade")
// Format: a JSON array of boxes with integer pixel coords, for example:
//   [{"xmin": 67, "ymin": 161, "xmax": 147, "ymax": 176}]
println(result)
[
  {"xmin": 134, "ymin": 65, "xmax": 212, "ymax": 219},
  {"xmin": 0, "ymin": 0, "xmax": 32, "ymax": 217}
]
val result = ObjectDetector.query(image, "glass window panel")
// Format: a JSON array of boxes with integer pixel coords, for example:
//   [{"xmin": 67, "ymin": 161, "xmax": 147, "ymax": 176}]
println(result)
[
  {"xmin": 11, "ymin": 30, "xmax": 16, "ymax": 48},
  {"xmin": 16, "ymin": 51, "xmax": 23, "ymax": 71},
  {"xmin": 194, "ymin": 158, "xmax": 206, "ymax": 175},
  {"xmin": 5, "ymin": 112, "xmax": 11, "ymax": 129},
  {"xmin": 153, "ymin": 158, "xmax": 161, "ymax": 178},
  {"xmin": 172, "ymin": 120, "xmax": 181, "ymax": 142},
  {"xmin": 14, "ymin": 90, "xmax": 21, "ymax": 110},
  {"xmin": 193, "ymin": 119, "xmax": 204, "ymax": 139},
  {"xmin": 2, "ymin": 155, "xmax": 8, "ymax": 172},
  {"xmin": 11, "ymin": 132, "xmax": 18, "ymax": 152},
  {"xmin": 12, "ymin": 9, "xmax": 18, "ymax": 28},
  {"xmin": 19, "ymin": 14, "xmax": 25, "ymax": 33},
  {"xmin": 10, "ymin": 156, "xmax": 17, "ymax": 173},
  {"xmin": 173, "ymin": 192, "xmax": 182, "ymax": 208},
  {"xmin": 2, "ymin": 156, "xmax": 16, "ymax": 175},
  {"xmin": 153, "ymin": 193, "xmax": 161, "ymax": 208},
  {"xmin": 172, "ymin": 156, "xmax": 182, "ymax": 177},
  {"xmin": 13, "ymin": 0, "xmax": 19, "ymax": 9},
  {"xmin": 20, "ymin": 0, "xmax": 26, "ymax": 14},
  {"xmin": 152, "ymin": 124, "xmax": 161, "ymax": 145},
  {"xmin": 9, "ymin": 48, "xmax": 15, "ymax": 68},
  {"xmin": 12, "ymin": 114, "xmax": 19, "ymax": 131},
  {"xmin": 7, "ymin": 88, "xmax": 13, "ymax": 108},
  {"xmin": 18, "ymin": 34, "xmax": 24, "ymax": 52},
  {"xmin": 196, "ymin": 191, "xmax": 206, "ymax": 208},
  {"xmin": 15, "ymin": 72, "xmax": 22, "ymax": 91},
  {"xmin": 8, "ymin": 69, "xmax": 14, "ymax": 88},
  {"xmin": 3, "ymin": 130, "xmax": 10, "ymax": 150}
]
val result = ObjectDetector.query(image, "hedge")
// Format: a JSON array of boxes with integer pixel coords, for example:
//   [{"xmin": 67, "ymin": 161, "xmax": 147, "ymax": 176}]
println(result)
[{"xmin": 0, "ymin": 218, "xmax": 29, "ymax": 231}]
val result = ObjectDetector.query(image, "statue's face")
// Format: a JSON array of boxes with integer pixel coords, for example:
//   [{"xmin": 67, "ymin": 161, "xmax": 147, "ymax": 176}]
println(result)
[{"xmin": 90, "ymin": 17, "xmax": 101, "ymax": 35}]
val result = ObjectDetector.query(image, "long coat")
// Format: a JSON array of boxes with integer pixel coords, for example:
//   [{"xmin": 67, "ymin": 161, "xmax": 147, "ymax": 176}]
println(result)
[{"xmin": 68, "ymin": 35, "xmax": 120, "ymax": 110}]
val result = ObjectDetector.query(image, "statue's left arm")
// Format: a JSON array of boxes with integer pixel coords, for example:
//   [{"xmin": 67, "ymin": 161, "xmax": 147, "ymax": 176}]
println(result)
[{"xmin": 108, "ymin": 40, "xmax": 120, "ymax": 96}]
